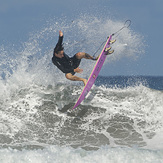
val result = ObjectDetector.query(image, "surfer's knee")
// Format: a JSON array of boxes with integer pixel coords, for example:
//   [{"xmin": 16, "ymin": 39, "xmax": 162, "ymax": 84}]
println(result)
[
  {"xmin": 65, "ymin": 73, "xmax": 73, "ymax": 80},
  {"xmin": 76, "ymin": 52, "xmax": 93, "ymax": 60},
  {"xmin": 75, "ymin": 52, "xmax": 84, "ymax": 59}
]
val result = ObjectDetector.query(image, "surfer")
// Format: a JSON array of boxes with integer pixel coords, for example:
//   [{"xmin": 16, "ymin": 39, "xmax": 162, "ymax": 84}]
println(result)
[{"xmin": 52, "ymin": 30, "xmax": 97, "ymax": 86}]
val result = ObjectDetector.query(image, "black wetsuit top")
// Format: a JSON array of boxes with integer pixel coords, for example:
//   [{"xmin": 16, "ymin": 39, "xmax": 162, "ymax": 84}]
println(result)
[{"xmin": 52, "ymin": 35, "xmax": 80, "ymax": 74}]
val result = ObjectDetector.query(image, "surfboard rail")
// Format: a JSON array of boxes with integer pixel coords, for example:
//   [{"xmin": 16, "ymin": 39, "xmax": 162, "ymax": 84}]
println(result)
[{"xmin": 72, "ymin": 35, "xmax": 113, "ymax": 110}]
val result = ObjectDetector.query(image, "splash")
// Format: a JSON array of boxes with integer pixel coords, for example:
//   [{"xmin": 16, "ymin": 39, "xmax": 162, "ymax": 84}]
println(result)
[{"xmin": 0, "ymin": 15, "xmax": 144, "ymax": 89}]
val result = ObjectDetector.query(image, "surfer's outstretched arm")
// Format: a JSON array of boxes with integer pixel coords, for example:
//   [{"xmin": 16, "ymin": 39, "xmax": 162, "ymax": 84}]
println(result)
[{"xmin": 53, "ymin": 31, "xmax": 64, "ymax": 54}]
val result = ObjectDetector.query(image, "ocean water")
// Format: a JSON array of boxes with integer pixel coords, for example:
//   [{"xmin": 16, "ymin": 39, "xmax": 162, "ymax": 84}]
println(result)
[{"xmin": 0, "ymin": 16, "xmax": 163, "ymax": 162}]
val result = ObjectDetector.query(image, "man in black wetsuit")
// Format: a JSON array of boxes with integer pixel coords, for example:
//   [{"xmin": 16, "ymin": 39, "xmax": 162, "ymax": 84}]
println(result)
[{"xmin": 52, "ymin": 31, "xmax": 97, "ymax": 86}]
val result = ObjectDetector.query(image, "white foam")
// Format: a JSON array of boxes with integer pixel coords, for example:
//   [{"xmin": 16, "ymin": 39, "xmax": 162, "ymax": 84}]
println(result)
[
  {"xmin": 146, "ymin": 130, "xmax": 163, "ymax": 150},
  {"xmin": 80, "ymin": 84, "xmax": 163, "ymax": 149},
  {"xmin": 0, "ymin": 145, "xmax": 162, "ymax": 163}
]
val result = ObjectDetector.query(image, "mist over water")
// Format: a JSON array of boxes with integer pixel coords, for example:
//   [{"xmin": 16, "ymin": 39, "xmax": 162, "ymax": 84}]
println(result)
[{"xmin": 0, "ymin": 15, "xmax": 163, "ymax": 163}]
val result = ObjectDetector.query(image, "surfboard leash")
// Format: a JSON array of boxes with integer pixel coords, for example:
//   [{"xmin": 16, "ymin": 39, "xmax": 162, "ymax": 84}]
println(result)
[
  {"xmin": 111, "ymin": 19, "xmax": 131, "ymax": 37},
  {"xmin": 93, "ymin": 40, "xmax": 106, "ymax": 57},
  {"xmin": 93, "ymin": 20, "xmax": 131, "ymax": 57}
]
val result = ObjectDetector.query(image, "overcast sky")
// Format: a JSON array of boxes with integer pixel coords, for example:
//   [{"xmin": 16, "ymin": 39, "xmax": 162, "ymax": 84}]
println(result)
[{"xmin": 0, "ymin": 0, "xmax": 163, "ymax": 76}]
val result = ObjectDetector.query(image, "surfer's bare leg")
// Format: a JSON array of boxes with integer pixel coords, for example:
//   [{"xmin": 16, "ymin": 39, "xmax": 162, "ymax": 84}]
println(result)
[
  {"xmin": 65, "ymin": 73, "xmax": 87, "ymax": 86},
  {"xmin": 76, "ymin": 52, "xmax": 97, "ymax": 60}
]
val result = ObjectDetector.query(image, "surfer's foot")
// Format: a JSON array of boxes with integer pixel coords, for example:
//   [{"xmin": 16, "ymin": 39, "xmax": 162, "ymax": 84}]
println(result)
[
  {"xmin": 84, "ymin": 53, "xmax": 99, "ymax": 61},
  {"xmin": 92, "ymin": 55, "xmax": 99, "ymax": 61},
  {"xmin": 95, "ymin": 55, "xmax": 100, "ymax": 60},
  {"xmin": 83, "ymin": 79, "xmax": 88, "ymax": 86}
]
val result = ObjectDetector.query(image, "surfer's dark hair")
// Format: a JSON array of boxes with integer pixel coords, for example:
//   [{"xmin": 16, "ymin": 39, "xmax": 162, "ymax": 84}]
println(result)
[{"xmin": 54, "ymin": 45, "xmax": 64, "ymax": 54}]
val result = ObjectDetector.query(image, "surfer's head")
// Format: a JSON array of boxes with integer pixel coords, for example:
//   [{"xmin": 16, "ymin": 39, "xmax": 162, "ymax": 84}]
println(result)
[
  {"xmin": 54, "ymin": 46, "xmax": 64, "ymax": 58},
  {"xmin": 55, "ymin": 50, "xmax": 64, "ymax": 58}
]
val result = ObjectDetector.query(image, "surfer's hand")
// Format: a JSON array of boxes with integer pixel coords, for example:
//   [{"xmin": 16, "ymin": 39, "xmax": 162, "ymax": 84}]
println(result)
[
  {"xmin": 74, "ymin": 67, "xmax": 83, "ymax": 73},
  {"xmin": 59, "ymin": 30, "xmax": 63, "ymax": 37}
]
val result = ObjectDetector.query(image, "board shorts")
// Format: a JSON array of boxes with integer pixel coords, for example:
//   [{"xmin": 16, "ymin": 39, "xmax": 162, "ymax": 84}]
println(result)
[{"xmin": 68, "ymin": 54, "xmax": 81, "ymax": 75}]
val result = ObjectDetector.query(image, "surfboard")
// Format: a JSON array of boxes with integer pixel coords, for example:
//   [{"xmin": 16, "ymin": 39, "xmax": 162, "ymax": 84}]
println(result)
[{"xmin": 72, "ymin": 35, "xmax": 114, "ymax": 110}]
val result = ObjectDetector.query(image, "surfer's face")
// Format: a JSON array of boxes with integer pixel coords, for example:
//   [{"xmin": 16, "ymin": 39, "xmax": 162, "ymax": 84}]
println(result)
[{"xmin": 55, "ymin": 50, "xmax": 64, "ymax": 58}]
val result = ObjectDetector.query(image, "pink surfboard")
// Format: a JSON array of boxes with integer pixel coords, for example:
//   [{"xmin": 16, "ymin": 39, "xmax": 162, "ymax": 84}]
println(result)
[{"xmin": 72, "ymin": 35, "xmax": 113, "ymax": 110}]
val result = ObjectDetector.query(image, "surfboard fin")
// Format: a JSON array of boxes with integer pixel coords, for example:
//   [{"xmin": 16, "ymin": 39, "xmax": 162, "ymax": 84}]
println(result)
[
  {"xmin": 109, "ymin": 39, "xmax": 116, "ymax": 44},
  {"xmin": 104, "ymin": 47, "xmax": 111, "ymax": 52},
  {"xmin": 106, "ymin": 49, "xmax": 114, "ymax": 55}
]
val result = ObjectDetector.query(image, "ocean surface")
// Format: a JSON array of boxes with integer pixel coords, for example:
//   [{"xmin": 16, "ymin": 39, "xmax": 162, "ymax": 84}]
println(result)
[{"xmin": 0, "ymin": 16, "xmax": 163, "ymax": 162}]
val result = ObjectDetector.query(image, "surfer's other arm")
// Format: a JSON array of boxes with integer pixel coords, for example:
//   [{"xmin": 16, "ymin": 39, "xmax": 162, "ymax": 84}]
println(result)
[{"xmin": 74, "ymin": 67, "xmax": 83, "ymax": 73}]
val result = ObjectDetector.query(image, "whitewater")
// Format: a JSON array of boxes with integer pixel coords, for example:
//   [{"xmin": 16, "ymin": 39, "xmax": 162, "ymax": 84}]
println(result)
[{"xmin": 0, "ymin": 15, "xmax": 163, "ymax": 163}]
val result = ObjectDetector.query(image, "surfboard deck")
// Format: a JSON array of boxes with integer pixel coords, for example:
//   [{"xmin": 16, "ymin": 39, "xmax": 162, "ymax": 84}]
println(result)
[{"xmin": 72, "ymin": 35, "xmax": 114, "ymax": 110}]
